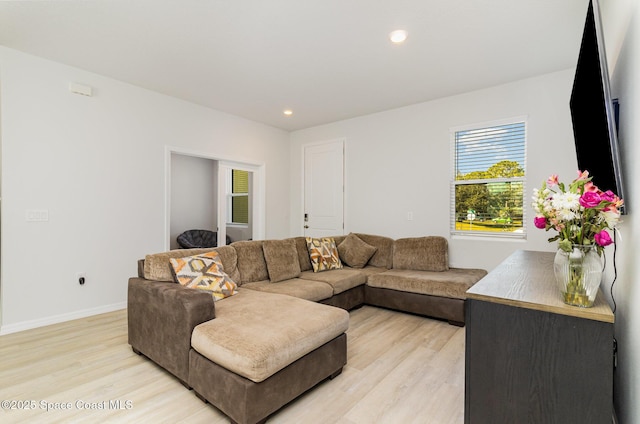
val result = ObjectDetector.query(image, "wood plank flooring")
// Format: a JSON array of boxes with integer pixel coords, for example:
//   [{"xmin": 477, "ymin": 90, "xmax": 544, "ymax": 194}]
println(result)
[{"xmin": 0, "ymin": 306, "xmax": 465, "ymax": 424}]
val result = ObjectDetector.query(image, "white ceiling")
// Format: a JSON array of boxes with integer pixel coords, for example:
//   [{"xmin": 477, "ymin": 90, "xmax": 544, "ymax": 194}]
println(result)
[{"xmin": 0, "ymin": 0, "xmax": 589, "ymax": 131}]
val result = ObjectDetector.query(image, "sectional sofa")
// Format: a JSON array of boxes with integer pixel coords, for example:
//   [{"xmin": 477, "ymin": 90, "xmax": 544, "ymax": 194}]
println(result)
[{"xmin": 127, "ymin": 233, "xmax": 487, "ymax": 424}]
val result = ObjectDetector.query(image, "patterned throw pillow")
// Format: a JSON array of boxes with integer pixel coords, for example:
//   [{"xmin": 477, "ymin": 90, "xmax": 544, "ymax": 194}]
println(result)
[
  {"xmin": 305, "ymin": 237, "xmax": 343, "ymax": 273},
  {"xmin": 170, "ymin": 251, "xmax": 238, "ymax": 301}
]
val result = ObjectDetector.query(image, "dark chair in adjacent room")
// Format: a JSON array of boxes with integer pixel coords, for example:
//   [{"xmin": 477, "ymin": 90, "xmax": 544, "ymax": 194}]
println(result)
[{"xmin": 176, "ymin": 229, "xmax": 232, "ymax": 249}]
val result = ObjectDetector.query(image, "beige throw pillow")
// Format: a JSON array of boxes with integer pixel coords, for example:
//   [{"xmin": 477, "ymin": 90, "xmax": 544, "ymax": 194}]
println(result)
[
  {"xmin": 262, "ymin": 239, "xmax": 302, "ymax": 283},
  {"xmin": 337, "ymin": 233, "xmax": 377, "ymax": 268}
]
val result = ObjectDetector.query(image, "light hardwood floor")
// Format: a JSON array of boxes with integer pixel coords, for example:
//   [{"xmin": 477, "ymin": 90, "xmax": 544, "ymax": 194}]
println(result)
[{"xmin": 0, "ymin": 306, "xmax": 465, "ymax": 424}]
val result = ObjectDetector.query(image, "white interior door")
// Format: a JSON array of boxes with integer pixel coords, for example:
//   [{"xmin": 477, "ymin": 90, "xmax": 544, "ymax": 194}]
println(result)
[{"xmin": 304, "ymin": 140, "xmax": 344, "ymax": 237}]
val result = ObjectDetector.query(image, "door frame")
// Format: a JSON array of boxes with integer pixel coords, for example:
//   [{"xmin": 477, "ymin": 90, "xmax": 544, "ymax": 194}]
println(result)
[
  {"xmin": 164, "ymin": 146, "xmax": 265, "ymax": 250},
  {"xmin": 300, "ymin": 138, "xmax": 346, "ymax": 237}
]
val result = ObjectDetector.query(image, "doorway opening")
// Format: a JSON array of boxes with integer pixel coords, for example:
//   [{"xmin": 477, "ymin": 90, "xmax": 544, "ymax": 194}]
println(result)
[{"xmin": 166, "ymin": 148, "xmax": 265, "ymax": 251}]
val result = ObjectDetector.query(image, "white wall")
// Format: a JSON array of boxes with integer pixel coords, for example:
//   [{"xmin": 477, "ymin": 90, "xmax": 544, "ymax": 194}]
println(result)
[
  {"xmin": 0, "ymin": 47, "xmax": 291, "ymax": 333},
  {"xmin": 169, "ymin": 154, "xmax": 217, "ymax": 250},
  {"xmin": 601, "ymin": 1, "xmax": 640, "ymax": 422},
  {"xmin": 290, "ymin": 70, "xmax": 577, "ymax": 270}
]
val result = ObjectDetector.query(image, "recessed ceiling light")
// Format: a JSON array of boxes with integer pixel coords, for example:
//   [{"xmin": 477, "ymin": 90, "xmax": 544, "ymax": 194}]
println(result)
[
  {"xmin": 283, "ymin": 109, "xmax": 293, "ymax": 116},
  {"xmin": 389, "ymin": 29, "xmax": 408, "ymax": 44}
]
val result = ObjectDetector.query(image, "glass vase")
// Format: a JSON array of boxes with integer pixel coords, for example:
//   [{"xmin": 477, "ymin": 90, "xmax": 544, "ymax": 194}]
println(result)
[{"xmin": 553, "ymin": 245, "xmax": 603, "ymax": 307}]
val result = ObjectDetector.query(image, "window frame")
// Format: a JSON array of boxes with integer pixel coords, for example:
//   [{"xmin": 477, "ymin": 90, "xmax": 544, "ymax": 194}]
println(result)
[
  {"xmin": 450, "ymin": 117, "xmax": 528, "ymax": 239},
  {"xmin": 226, "ymin": 168, "xmax": 250, "ymax": 226}
]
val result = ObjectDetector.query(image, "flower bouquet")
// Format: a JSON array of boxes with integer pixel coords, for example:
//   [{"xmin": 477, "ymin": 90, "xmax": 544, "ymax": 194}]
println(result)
[{"xmin": 532, "ymin": 170, "xmax": 623, "ymax": 306}]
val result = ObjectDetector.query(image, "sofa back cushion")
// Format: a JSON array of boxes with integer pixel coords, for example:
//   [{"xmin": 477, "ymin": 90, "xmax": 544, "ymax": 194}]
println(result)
[
  {"xmin": 231, "ymin": 240, "xmax": 269, "ymax": 284},
  {"xmin": 144, "ymin": 248, "xmax": 216, "ymax": 281},
  {"xmin": 214, "ymin": 245, "xmax": 241, "ymax": 283},
  {"xmin": 262, "ymin": 239, "xmax": 301, "ymax": 282},
  {"xmin": 143, "ymin": 246, "xmax": 240, "ymax": 282},
  {"xmin": 392, "ymin": 236, "xmax": 449, "ymax": 272},
  {"xmin": 291, "ymin": 237, "xmax": 313, "ymax": 272},
  {"xmin": 355, "ymin": 233, "xmax": 394, "ymax": 269}
]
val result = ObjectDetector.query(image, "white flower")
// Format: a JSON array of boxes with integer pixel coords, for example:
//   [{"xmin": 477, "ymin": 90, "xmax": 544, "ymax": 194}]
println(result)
[
  {"xmin": 601, "ymin": 209, "xmax": 621, "ymax": 228},
  {"xmin": 551, "ymin": 192, "xmax": 580, "ymax": 214}
]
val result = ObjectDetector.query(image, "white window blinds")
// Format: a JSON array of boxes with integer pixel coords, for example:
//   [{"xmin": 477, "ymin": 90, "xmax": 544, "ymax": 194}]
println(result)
[{"xmin": 451, "ymin": 120, "xmax": 526, "ymax": 237}]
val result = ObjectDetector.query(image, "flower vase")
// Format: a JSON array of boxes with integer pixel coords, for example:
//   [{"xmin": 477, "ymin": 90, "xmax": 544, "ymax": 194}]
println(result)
[{"xmin": 553, "ymin": 245, "xmax": 603, "ymax": 307}]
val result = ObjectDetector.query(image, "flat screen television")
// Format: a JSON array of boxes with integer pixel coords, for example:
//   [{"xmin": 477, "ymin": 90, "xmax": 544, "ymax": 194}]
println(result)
[{"xmin": 570, "ymin": 0, "xmax": 626, "ymax": 213}]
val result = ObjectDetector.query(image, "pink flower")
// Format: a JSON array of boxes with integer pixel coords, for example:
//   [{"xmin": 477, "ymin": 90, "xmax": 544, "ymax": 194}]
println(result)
[
  {"xmin": 584, "ymin": 182, "xmax": 599, "ymax": 193},
  {"xmin": 546, "ymin": 174, "xmax": 559, "ymax": 187},
  {"xmin": 534, "ymin": 216, "xmax": 547, "ymax": 229},
  {"xmin": 550, "ymin": 218, "xmax": 565, "ymax": 231},
  {"xmin": 579, "ymin": 191, "xmax": 602, "ymax": 208},
  {"xmin": 601, "ymin": 190, "xmax": 616, "ymax": 202},
  {"xmin": 576, "ymin": 170, "xmax": 590, "ymax": 181},
  {"xmin": 595, "ymin": 230, "xmax": 613, "ymax": 247}
]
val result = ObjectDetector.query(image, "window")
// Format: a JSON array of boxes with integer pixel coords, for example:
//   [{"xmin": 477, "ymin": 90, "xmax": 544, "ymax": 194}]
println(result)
[
  {"xmin": 451, "ymin": 119, "xmax": 526, "ymax": 237},
  {"xmin": 227, "ymin": 169, "xmax": 249, "ymax": 225}
]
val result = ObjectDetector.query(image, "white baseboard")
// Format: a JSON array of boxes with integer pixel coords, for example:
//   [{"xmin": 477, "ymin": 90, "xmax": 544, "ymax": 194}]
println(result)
[{"xmin": 0, "ymin": 302, "xmax": 127, "ymax": 335}]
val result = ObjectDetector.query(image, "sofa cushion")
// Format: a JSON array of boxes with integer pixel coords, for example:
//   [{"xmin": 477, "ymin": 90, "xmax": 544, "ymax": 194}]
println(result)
[
  {"xmin": 393, "ymin": 236, "xmax": 449, "ymax": 272},
  {"xmin": 306, "ymin": 237, "xmax": 343, "ymax": 272},
  {"xmin": 242, "ymin": 278, "xmax": 333, "ymax": 302},
  {"xmin": 231, "ymin": 240, "xmax": 269, "ymax": 284},
  {"xmin": 290, "ymin": 237, "xmax": 313, "ymax": 272},
  {"xmin": 191, "ymin": 289, "xmax": 349, "ymax": 383},
  {"xmin": 262, "ymin": 239, "xmax": 301, "ymax": 283},
  {"xmin": 337, "ymin": 233, "xmax": 378, "ymax": 268},
  {"xmin": 356, "ymin": 266, "xmax": 390, "ymax": 278},
  {"xmin": 366, "ymin": 268, "xmax": 488, "ymax": 300},
  {"xmin": 299, "ymin": 268, "xmax": 366, "ymax": 295},
  {"xmin": 213, "ymin": 245, "xmax": 242, "ymax": 283},
  {"xmin": 354, "ymin": 233, "xmax": 394, "ymax": 269},
  {"xmin": 169, "ymin": 251, "xmax": 238, "ymax": 301},
  {"xmin": 144, "ymin": 246, "xmax": 241, "ymax": 282}
]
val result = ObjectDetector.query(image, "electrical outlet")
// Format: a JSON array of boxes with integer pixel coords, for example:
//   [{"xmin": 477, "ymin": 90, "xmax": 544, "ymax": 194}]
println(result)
[{"xmin": 76, "ymin": 272, "xmax": 86, "ymax": 285}]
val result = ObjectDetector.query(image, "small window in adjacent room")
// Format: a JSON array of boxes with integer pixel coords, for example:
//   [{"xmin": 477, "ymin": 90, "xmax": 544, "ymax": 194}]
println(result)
[
  {"xmin": 451, "ymin": 119, "xmax": 526, "ymax": 238},
  {"xmin": 227, "ymin": 169, "xmax": 249, "ymax": 225}
]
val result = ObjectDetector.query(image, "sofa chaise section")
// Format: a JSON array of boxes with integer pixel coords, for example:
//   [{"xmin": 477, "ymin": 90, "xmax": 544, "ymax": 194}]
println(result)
[
  {"xmin": 129, "ymin": 244, "xmax": 350, "ymax": 424},
  {"xmin": 189, "ymin": 289, "xmax": 349, "ymax": 424}
]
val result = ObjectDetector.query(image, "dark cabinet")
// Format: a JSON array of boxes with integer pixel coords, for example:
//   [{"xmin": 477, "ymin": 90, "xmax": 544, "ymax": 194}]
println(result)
[{"xmin": 465, "ymin": 250, "xmax": 614, "ymax": 424}]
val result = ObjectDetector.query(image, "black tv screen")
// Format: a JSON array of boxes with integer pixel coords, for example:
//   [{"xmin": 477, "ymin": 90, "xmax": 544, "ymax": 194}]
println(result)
[{"xmin": 570, "ymin": 0, "xmax": 626, "ymax": 211}]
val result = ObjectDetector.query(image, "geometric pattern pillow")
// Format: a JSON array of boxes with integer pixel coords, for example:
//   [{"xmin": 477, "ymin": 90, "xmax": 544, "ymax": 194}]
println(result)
[
  {"xmin": 305, "ymin": 237, "xmax": 343, "ymax": 273},
  {"xmin": 170, "ymin": 251, "xmax": 238, "ymax": 301}
]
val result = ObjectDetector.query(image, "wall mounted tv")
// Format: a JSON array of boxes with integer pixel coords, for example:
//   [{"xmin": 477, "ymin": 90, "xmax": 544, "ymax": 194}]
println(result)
[{"xmin": 570, "ymin": 0, "xmax": 626, "ymax": 213}]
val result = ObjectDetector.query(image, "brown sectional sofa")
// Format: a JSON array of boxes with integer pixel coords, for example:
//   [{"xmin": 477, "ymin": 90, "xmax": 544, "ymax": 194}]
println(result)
[{"xmin": 128, "ymin": 233, "xmax": 487, "ymax": 424}]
